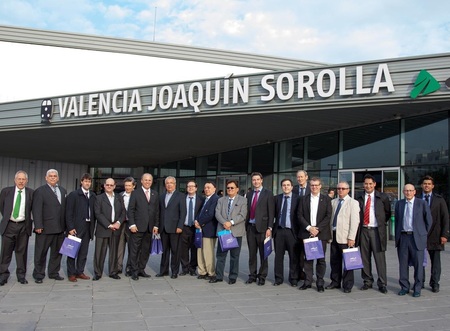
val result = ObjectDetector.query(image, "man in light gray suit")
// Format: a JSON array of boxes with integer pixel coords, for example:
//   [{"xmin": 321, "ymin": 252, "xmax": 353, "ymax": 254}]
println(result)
[
  {"xmin": 210, "ymin": 180, "xmax": 248, "ymax": 285},
  {"xmin": 326, "ymin": 181, "xmax": 360, "ymax": 293}
]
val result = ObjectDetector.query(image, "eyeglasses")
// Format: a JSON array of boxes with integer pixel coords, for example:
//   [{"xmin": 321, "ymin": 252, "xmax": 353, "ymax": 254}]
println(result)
[
  {"xmin": 310, "ymin": 184, "xmax": 321, "ymax": 187},
  {"xmin": 226, "ymin": 187, "xmax": 236, "ymax": 190},
  {"xmin": 336, "ymin": 187, "xmax": 349, "ymax": 190},
  {"xmin": 104, "ymin": 184, "xmax": 114, "ymax": 187}
]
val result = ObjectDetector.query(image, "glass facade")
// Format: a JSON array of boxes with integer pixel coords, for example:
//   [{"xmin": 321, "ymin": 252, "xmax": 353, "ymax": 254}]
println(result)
[{"xmin": 91, "ymin": 110, "xmax": 450, "ymax": 205}]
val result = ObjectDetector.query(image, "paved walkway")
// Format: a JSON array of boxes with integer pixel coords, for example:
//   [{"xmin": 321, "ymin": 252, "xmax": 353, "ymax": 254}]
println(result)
[{"xmin": 1, "ymin": 237, "xmax": 449, "ymax": 331}]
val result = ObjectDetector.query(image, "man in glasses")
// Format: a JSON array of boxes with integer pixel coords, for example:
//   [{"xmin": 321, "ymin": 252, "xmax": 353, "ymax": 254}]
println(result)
[
  {"xmin": 356, "ymin": 174, "xmax": 391, "ymax": 294},
  {"xmin": 211, "ymin": 180, "xmax": 247, "ymax": 284},
  {"xmin": 395, "ymin": 184, "xmax": 431, "ymax": 298},
  {"xmin": 298, "ymin": 177, "xmax": 332, "ymax": 292},
  {"xmin": 326, "ymin": 181, "xmax": 360, "ymax": 293}
]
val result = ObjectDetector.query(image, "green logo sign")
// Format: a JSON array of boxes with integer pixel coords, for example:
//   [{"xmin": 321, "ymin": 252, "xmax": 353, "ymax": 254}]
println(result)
[{"xmin": 410, "ymin": 70, "xmax": 440, "ymax": 99}]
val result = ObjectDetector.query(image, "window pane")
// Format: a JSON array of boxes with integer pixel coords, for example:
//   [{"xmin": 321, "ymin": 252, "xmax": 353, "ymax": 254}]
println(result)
[
  {"xmin": 251, "ymin": 144, "xmax": 274, "ymax": 175},
  {"xmin": 179, "ymin": 158, "xmax": 196, "ymax": 177},
  {"xmin": 405, "ymin": 111, "xmax": 448, "ymax": 165},
  {"xmin": 306, "ymin": 132, "xmax": 338, "ymax": 171},
  {"xmin": 343, "ymin": 121, "xmax": 399, "ymax": 168},
  {"xmin": 220, "ymin": 149, "xmax": 248, "ymax": 174},
  {"xmin": 278, "ymin": 138, "xmax": 304, "ymax": 172}
]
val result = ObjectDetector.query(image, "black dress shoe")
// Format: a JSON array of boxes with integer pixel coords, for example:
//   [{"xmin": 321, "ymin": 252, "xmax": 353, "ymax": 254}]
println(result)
[
  {"xmin": 189, "ymin": 271, "xmax": 197, "ymax": 276},
  {"xmin": 317, "ymin": 286, "xmax": 325, "ymax": 293},
  {"xmin": 131, "ymin": 275, "xmax": 139, "ymax": 281},
  {"xmin": 125, "ymin": 271, "xmax": 132, "ymax": 277},
  {"xmin": 273, "ymin": 281, "xmax": 282, "ymax": 286},
  {"xmin": 138, "ymin": 272, "xmax": 151, "ymax": 278},
  {"xmin": 209, "ymin": 277, "xmax": 223, "ymax": 283},
  {"xmin": 49, "ymin": 275, "xmax": 64, "ymax": 281},
  {"xmin": 18, "ymin": 278, "xmax": 28, "ymax": 284},
  {"xmin": 197, "ymin": 275, "xmax": 207, "ymax": 279},
  {"xmin": 257, "ymin": 278, "xmax": 265, "ymax": 286},
  {"xmin": 171, "ymin": 274, "xmax": 178, "ymax": 279},
  {"xmin": 92, "ymin": 275, "xmax": 101, "ymax": 281},
  {"xmin": 290, "ymin": 282, "xmax": 298, "ymax": 287},
  {"xmin": 432, "ymin": 286, "xmax": 440, "ymax": 293},
  {"xmin": 379, "ymin": 286, "xmax": 388, "ymax": 294},
  {"xmin": 0, "ymin": 279, "xmax": 7, "ymax": 286},
  {"xmin": 245, "ymin": 278, "xmax": 256, "ymax": 284},
  {"xmin": 179, "ymin": 272, "xmax": 187, "ymax": 276},
  {"xmin": 35, "ymin": 279, "xmax": 43, "ymax": 284},
  {"xmin": 109, "ymin": 274, "xmax": 121, "ymax": 280},
  {"xmin": 360, "ymin": 284, "xmax": 372, "ymax": 290},
  {"xmin": 155, "ymin": 273, "xmax": 168, "ymax": 277},
  {"xmin": 325, "ymin": 283, "xmax": 341, "ymax": 290},
  {"xmin": 398, "ymin": 289, "xmax": 409, "ymax": 296},
  {"xmin": 228, "ymin": 279, "xmax": 236, "ymax": 285},
  {"xmin": 299, "ymin": 284, "xmax": 311, "ymax": 290}
]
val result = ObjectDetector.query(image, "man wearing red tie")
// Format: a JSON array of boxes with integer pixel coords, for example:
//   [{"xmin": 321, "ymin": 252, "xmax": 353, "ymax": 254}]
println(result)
[{"xmin": 356, "ymin": 174, "xmax": 391, "ymax": 294}]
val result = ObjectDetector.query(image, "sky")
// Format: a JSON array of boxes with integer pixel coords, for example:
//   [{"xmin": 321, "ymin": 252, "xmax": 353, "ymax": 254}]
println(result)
[{"xmin": 1, "ymin": 0, "xmax": 450, "ymax": 102}]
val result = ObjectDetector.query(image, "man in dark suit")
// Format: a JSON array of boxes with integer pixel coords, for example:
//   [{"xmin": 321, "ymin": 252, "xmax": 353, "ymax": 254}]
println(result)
[
  {"xmin": 117, "ymin": 176, "xmax": 135, "ymax": 276},
  {"xmin": 65, "ymin": 173, "xmax": 96, "ymax": 282},
  {"xmin": 195, "ymin": 181, "xmax": 219, "ymax": 280},
  {"xmin": 356, "ymin": 174, "xmax": 391, "ymax": 294},
  {"xmin": 93, "ymin": 178, "xmax": 125, "ymax": 280},
  {"xmin": 180, "ymin": 180, "xmax": 203, "ymax": 276},
  {"xmin": 157, "ymin": 176, "xmax": 186, "ymax": 278},
  {"xmin": 245, "ymin": 172, "xmax": 274, "ymax": 286},
  {"xmin": 127, "ymin": 173, "xmax": 159, "ymax": 280},
  {"xmin": 211, "ymin": 180, "xmax": 248, "ymax": 284},
  {"xmin": 273, "ymin": 178, "xmax": 301, "ymax": 287},
  {"xmin": 395, "ymin": 184, "xmax": 432, "ymax": 297},
  {"xmin": 419, "ymin": 175, "xmax": 449, "ymax": 293},
  {"xmin": 293, "ymin": 169, "xmax": 310, "ymax": 279},
  {"xmin": 326, "ymin": 181, "xmax": 360, "ymax": 293},
  {"xmin": 32, "ymin": 169, "xmax": 67, "ymax": 283},
  {"xmin": 0, "ymin": 170, "xmax": 33, "ymax": 285},
  {"xmin": 298, "ymin": 177, "xmax": 332, "ymax": 292}
]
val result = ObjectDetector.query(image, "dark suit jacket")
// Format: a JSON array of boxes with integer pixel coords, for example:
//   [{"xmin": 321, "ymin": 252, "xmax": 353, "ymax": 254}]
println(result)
[
  {"xmin": 418, "ymin": 193, "xmax": 449, "ymax": 250},
  {"xmin": 65, "ymin": 188, "xmax": 96, "ymax": 239},
  {"xmin": 0, "ymin": 186, "xmax": 34, "ymax": 236},
  {"xmin": 94, "ymin": 193, "xmax": 125, "ymax": 238},
  {"xmin": 159, "ymin": 190, "xmax": 187, "ymax": 233},
  {"xmin": 293, "ymin": 184, "xmax": 311, "ymax": 197},
  {"xmin": 273, "ymin": 193, "xmax": 300, "ymax": 239},
  {"xmin": 32, "ymin": 184, "xmax": 67, "ymax": 234},
  {"xmin": 185, "ymin": 194, "xmax": 204, "ymax": 226},
  {"xmin": 127, "ymin": 188, "xmax": 160, "ymax": 232},
  {"xmin": 246, "ymin": 188, "xmax": 275, "ymax": 233},
  {"xmin": 297, "ymin": 193, "xmax": 332, "ymax": 241},
  {"xmin": 356, "ymin": 191, "xmax": 391, "ymax": 251},
  {"xmin": 196, "ymin": 194, "xmax": 219, "ymax": 238},
  {"xmin": 395, "ymin": 198, "xmax": 432, "ymax": 250}
]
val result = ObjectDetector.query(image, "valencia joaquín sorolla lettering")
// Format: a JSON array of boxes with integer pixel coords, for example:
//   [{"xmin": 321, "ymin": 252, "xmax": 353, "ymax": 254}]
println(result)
[{"xmin": 58, "ymin": 64, "xmax": 394, "ymax": 119}]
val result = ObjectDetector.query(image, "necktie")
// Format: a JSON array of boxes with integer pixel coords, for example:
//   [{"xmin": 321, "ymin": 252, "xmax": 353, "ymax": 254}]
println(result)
[
  {"xmin": 85, "ymin": 192, "xmax": 90, "ymax": 220},
  {"xmin": 404, "ymin": 201, "xmax": 412, "ymax": 230},
  {"xmin": 250, "ymin": 190, "xmax": 259, "ymax": 219},
  {"xmin": 332, "ymin": 199, "xmax": 344, "ymax": 228},
  {"xmin": 188, "ymin": 197, "xmax": 194, "ymax": 226},
  {"xmin": 425, "ymin": 194, "xmax": 430, "ymax": 206},
  {"xmin": 12, "ymin": 190, "xmax": 22, "ymax": 219},
  {"xmin": 227, "ymin": 198, "xmax": 233, "ymax": 217},
  {"xmin": 145, "ymin": 190, "xmax": 150, "ymax": 202},
  {"xmin": 364, "ymin": 194, "xmax": 371, "ymax": 225},
  {"xmin": 300, "ymin": 187, "xmax": 305, "ymax": 196},
  {"xmin": 280, "ymin": 196, "xmax": 289, "ymax": 228}
]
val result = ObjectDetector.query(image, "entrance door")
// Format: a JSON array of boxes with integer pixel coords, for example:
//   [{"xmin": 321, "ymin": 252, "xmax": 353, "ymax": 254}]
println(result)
[
  {"xmin": 338, "ymin": 167, "xmax": 399, "ymax": 239},
  {"xmin": 217, "ymin": 175, "xmax": 249, "ymax": 197}
]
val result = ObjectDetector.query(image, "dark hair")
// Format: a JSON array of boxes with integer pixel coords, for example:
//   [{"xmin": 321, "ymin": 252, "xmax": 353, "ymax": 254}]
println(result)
[
  {"xmin": 280, "ymin": 178, "xmax": 293, "ymax": 186},
  {"xmin": 80, "ymin": 173, "xmax": 92, "ymax": 181},
  {"xmin": 250, "ymin": 172, "xmax": 263, "ymax": 179},
  {"xmin": 226, "ymin": 180, "xmax": 239, "ymax": 188},
  {"xmin": 205, "ymin": 181, "xmax": 216, "ymax": 188},
  {"xmin": 187, "ymin": 180, "xmax": 197, "ymax": 187},
  {"xmin": 310, "ymin": 177, "xmax": 322, "ymax": 184},
  {"xmin": 421, "ymin": 175, "xmax": 434, "ymax": 185},
  {"xmin": 363, "ymin": 174, "xmax": 376, "ymax": 183},
  {"xmin": 123, "ymin": 176, "xmax": 136, "ymax": 185},
  {"xmin": 327, "ymin": 188, "xmax": 335, "ymax": 193}
]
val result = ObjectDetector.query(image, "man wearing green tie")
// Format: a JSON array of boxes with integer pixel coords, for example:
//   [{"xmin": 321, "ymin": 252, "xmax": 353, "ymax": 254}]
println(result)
[{"xmin": 0, "ymin": 171, "xmax": 34, "ymax": 285}]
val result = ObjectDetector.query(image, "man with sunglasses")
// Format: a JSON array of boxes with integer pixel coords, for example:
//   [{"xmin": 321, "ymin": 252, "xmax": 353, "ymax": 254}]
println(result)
[{"xmin": 211, "ymin": 180, "xmax": 247, "ymax": 284}]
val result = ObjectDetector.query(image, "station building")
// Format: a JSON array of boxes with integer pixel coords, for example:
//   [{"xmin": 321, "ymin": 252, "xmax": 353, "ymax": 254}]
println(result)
[{"xmin": 0, "ymin": 26, "xmax": 449, "ymax": 221}]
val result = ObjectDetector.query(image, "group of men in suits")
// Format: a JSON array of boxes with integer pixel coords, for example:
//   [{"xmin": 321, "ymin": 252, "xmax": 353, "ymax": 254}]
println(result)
[{"xmin": 0, "ymin": 169, "xmax": 448, "ymax": 299}]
